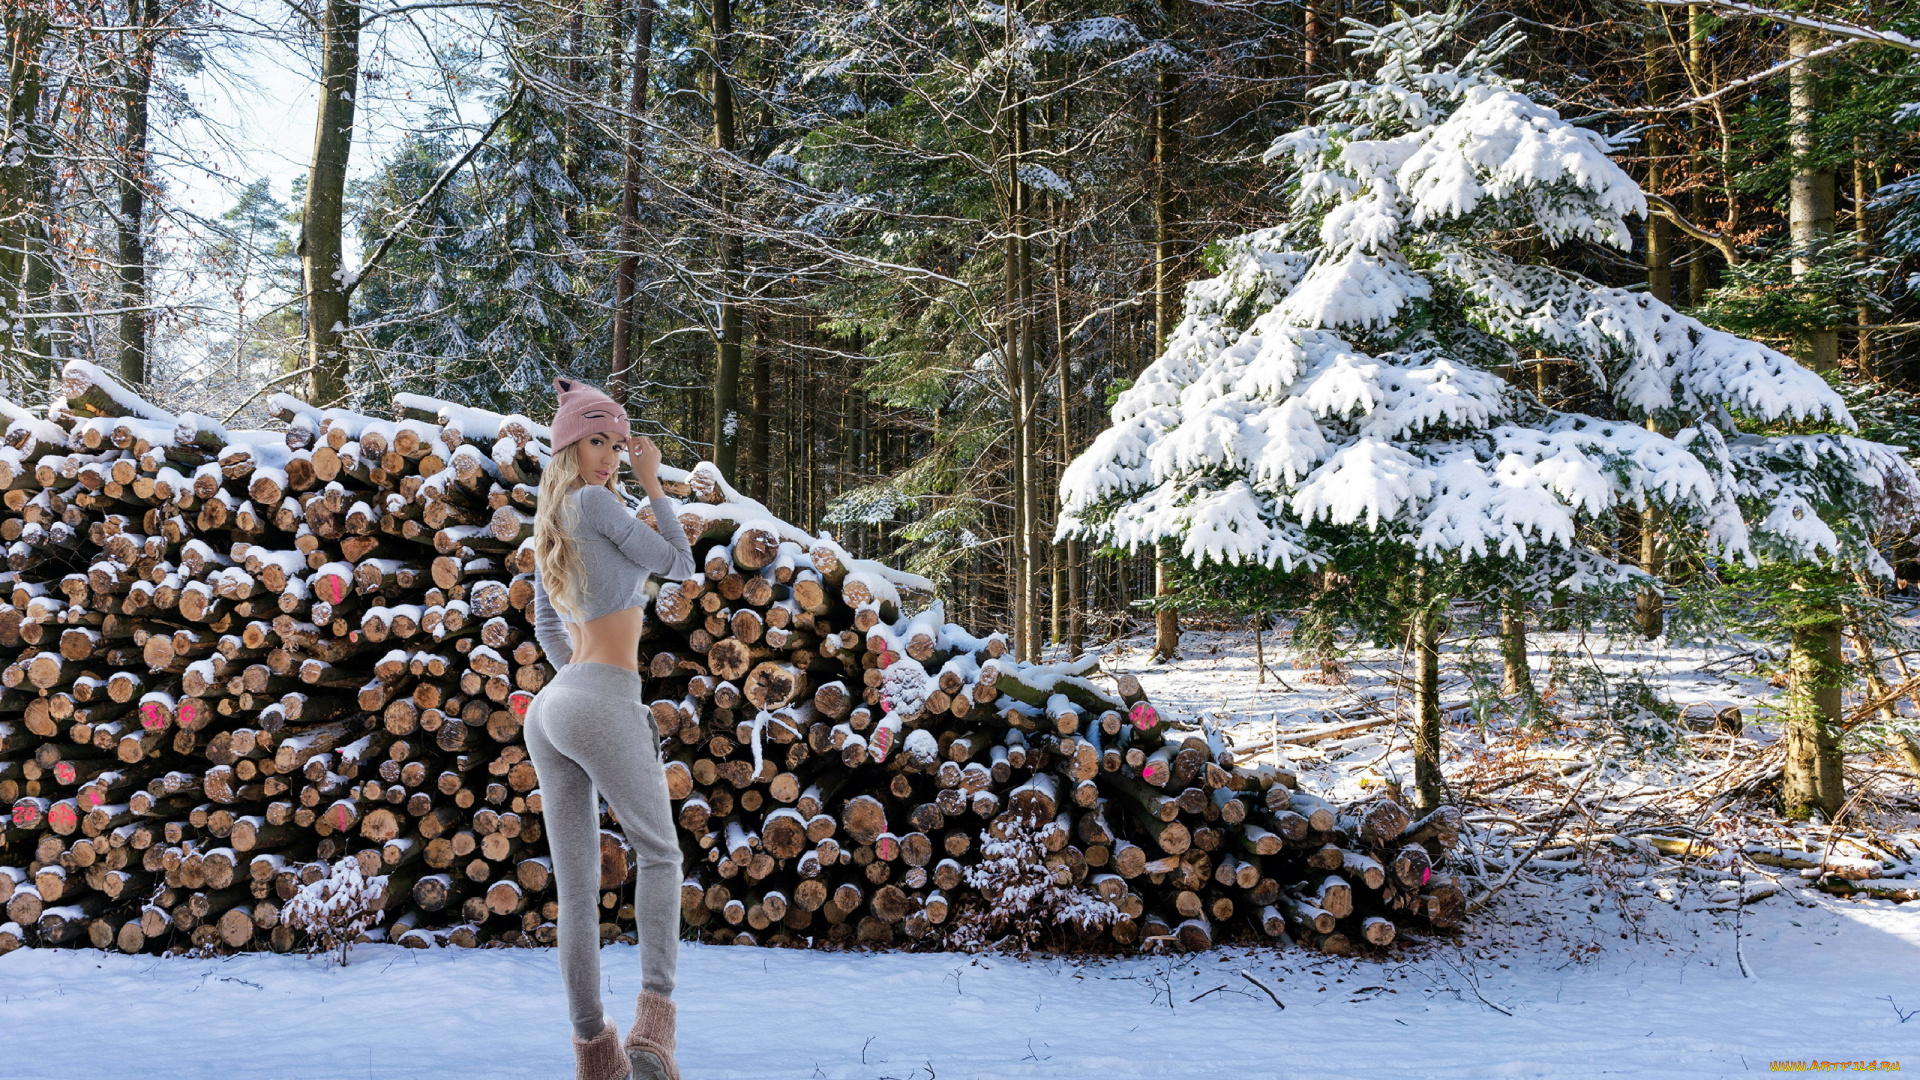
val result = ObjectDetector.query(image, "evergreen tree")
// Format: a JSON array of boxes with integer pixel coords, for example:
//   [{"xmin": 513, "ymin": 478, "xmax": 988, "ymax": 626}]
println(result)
[
  {"xmin": 1057, "ymin": 7, "xmax": 1918, "ymax": 811},
  {"xmin": 349, "ymin": 130, "xmax": 486, "ymax": 403}
]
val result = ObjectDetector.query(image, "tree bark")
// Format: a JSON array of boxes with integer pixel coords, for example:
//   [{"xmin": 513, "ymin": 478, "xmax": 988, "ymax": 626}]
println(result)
[
  {"xmin": 608, "ymin": 0, "xmax": 652, "ymax": 403},
  {"xmin": 1149, "ymin": 0, "xmax": 1182, "ymax": 664},
  {"xmin": 1635, "ymin": 502, "xmax": 1666, "ymax": 637},
  {"xmin": 750, "ymin": 332, "xmax": 770, "ymax": 501},
  {"xmin": 1686, "ymin": 4, "xmax": 1713, "ymax": 306},
  {"xmin": 21, "ymin": 216, "xmax": 50, "ymax": 371},
  {"xmin": 300, "ymin": 0, "xmax": 361, "ymax": 407},
  {"xmin": 1017, "ymin": 98, "xmax": 1041, "ymax": 659},
  {"xmin": 1853, "ymin": 139, "xmax": 1873, "ymax": 375},
  {"xmin": 1302, "ymin": 0, "xmax": 1319, "ymax": 115},
  {"xmin": 1053, "ymin": 195, "xmax": 1083, "ymax": 659},
  {"xmin": 562, "ymin": 0, "xmax": 586, "ymax": 245},
  {"xmin": 710, "ymin": 0, "xmax": 743, "ymax": 479},
  {"xmin": 1152, "ymin": 543, "xmax": 1180, "ymax": 663},
  {"xmin": 1498, "ymin": 588, "xmax": 1533, "ymax": 700},
  {"xmin": 1411, "ymin": 569, "xmax": 1445, "ymax": 813},
  {"xmin": 116, "ymin": 0, "xmax": 160, "ymax": 390},
  {"xmin": 1788, "ymin": 26, "xmax": 1837, "ymax": 373},
  {"xmin": 0, "ymin": 5, "xmax": 49, "ymax": 389},
  {"xmin": 1781, "ymin": 27, "xmax": 1846, "ymax": 824},
  {"xmin": 1644, "ymin": 6, "xmax": 1672, "ymax": 310},
  {"xmin": 1637, "ymin": 8, "xmax": 1672, "ymax": 638},
  {"xmin": 999, "ymin": 0, "xmax": 1032, "ymax": 660},
  {"xmin": 1783, "ymin": 616, "xmax": 1846, "ymax": 821}
]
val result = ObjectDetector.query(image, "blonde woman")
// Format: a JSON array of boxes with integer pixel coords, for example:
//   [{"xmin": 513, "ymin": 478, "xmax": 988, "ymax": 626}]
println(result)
[{"xmin": 526, "ymin": 377, "xmax": 698, "ymax": 1080}]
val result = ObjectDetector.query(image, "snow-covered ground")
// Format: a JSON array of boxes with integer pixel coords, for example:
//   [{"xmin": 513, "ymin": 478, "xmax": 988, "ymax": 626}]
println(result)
[
  {"xmin": 3, "ymin": 627, "xmax": 1916, "ymax": 1079},
  {"xmin": 0, "ymin": 875, "xmax": 1913, "ymax": 1079}
]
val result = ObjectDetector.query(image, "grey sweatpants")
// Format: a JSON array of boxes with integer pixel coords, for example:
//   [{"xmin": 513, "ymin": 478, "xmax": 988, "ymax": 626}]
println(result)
[{"xmin": 523, "ymin": 661, "xmax": 683, "ymax": 1039}]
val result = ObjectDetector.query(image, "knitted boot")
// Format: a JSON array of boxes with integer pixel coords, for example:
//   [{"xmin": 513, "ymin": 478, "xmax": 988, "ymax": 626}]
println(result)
[
  {"xmin": 623, "ymin": 991, "xmax": 681, "ymax": 1080},
  {"xmin": 572, "ymin": 1015, "xmax": 632, "ymax": 1080}
]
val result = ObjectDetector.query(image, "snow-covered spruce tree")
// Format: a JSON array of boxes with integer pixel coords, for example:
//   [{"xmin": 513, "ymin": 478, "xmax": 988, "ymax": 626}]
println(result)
[
  {"xmin": 283, "ymin": 857, "xmax": 386, "ymax": 965},
  {"xmin": 349, "ymin": 131, "xmax": 487, "ymax": 406},
  {"xmin": 945, "ymin": 804, "xmax": 1121, "ymax": 955},
  {"xmin": 1056, "ymin": 8, "xmax": 1916, "ymax": 815}
]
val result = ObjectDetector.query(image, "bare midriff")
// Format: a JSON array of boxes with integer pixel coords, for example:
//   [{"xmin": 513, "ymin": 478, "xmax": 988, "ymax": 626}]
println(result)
[{"xmin": 558, "ymin": 605, "xmax": 648, "ymax": 672}]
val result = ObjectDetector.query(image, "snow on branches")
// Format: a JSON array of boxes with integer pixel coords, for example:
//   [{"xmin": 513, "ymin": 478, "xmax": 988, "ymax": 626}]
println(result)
[
  {"xmin": 946, "ymin": 806, "xmax": 1121, "ymax": 955},
  {"xmin": 284, "ymin": 857, "xmax": 387, "ymax": 965},
  {"xmin": 1057, "ymin": 7, "xmax": 1916, "ymax": 588}
]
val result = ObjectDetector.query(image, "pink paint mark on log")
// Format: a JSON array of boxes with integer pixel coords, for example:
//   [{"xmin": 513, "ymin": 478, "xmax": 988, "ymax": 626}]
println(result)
[
  {"xmin": 141, "ymin": 703, "xmax": 162, "ymax": 730},
  {"xmin": 879, "ymin": 650, "xmax": 897, "ymax": 668},
  {"xmin": 54, "ymin": 762, "xmax": 74, "ymax": 784},
  {"xmin": 328, "ymin": 578, "xmax": 343, "ymax": 604},
  {"xmin": 48, "ymin": 804, "xmax": 76, "ymax": 832},
  {"xmin": 511, "ymin": 695, "xmax": 528, "ymax": 716},
  {"xmin": 1130, "ymin": 703, "xmax": 1156, "ymax": 730},
  {"xmin": 1142, "ymin": 761, "xmax": 1168, "ymax": 786},
  {"xmin": 180, "ymin": 702, "xmax": 197, "ymax": 727},
  {"xmin": 83, "ymin": 791, "xmax": 100, "ymax": 810},
  {"xmin": 1422, "ymin": 865, "xmax": 1431, "ymax": 886},
  {"xmin": 331, "ymin": 806, "xmax": 348, "ymax": 831},
  {"xmin": 870, "ymin": 727, "xmax": 892, "ymax": 761},
  {"xmin": 876, "ymin": 835, "xmax": 898, "ymax": 861}
]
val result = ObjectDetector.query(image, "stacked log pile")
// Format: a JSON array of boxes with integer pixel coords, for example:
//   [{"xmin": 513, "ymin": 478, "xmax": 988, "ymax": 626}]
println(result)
[{"xmin": 0, "ymin": 361, "xmax": 1465, "ymax": 957}]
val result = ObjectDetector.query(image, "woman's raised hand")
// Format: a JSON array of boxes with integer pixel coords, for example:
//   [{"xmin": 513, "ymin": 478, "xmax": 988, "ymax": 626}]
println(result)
[{"xmin": 626, "ymin": 435, "xmax": 663, "ymax": 491}]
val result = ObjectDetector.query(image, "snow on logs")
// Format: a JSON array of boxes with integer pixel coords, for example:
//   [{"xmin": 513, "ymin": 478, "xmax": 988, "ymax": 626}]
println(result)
[{"xmin": 0, "ymin": 361, "xmax": 1464, "ymax": 956}]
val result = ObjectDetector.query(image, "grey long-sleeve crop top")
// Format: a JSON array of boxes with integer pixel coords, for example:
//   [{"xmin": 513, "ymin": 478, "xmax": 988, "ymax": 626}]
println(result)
[{"xmin": 531, "ymin": 484, "xmax": 699, "ymax": 668}]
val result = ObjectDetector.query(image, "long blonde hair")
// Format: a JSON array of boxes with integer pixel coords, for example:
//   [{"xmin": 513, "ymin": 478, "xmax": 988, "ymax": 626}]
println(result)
[{"xmin": 533, "ymin": 440, "xmax": 623, "ymax": 621}]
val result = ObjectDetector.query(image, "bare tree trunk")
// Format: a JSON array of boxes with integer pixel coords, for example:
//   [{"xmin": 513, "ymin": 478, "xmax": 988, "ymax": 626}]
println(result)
[
  {"xmin": 1149, "ymin": 0, "xmax": 1182, "ymax": 664},
  {"xmin": 1151, "ymin": 547, "xmax": 1180, "ymax": 663},
  {"xmin": 751, "ymin": 334, "xmax": 770, "ymax": 500},
  {"xmin": 1780, "ymin": 26, "xmax": 1846, "ymax": 820},
  {"xmin": 300, "ymin": 0, "xmax": 360, "ymax": 407},
  {"xmin": 1644, "ymin": 8, "xmax": 1672, "ymax": 309},
  {"xmin": 1635, "ymin": 7, "xmax": 1671, "ymax": 638},
  {"xmin": 1854, "ymin": 140, "xmax": 1874, "ymax": 375},
  {"xmin": 710, "ymin": 0, "xmax": 743, "ymax": 479},
  {"xmin": 22, "ymin": 217, "xmax": 50, "ymax": 370},
  {"xmin": 1687, "ymin": 4, "xmax": 1713, "ymax": 306},
  {"xmin": 1017, "ymin": 98, "xmax": 1042, "ymax": 658},
  {"xmin": 608, "ymin": 0, "xmax": 653, "ymax": 403},
  {"xmin": 1499, "ymin": 588, "xmax": 1534, "ymax": 700},
  {"xmin": 1788, "ymin": 25, "xmax": 1837, "ymax": 374},
  {"xmin": 1053, "ymin": 195, "xmax": 1083, "ymax": 659},
  {"xmin": 1847, "ymin": 625, "xmax": 1898, "ymax": 726},
  {"xmin": 1302, "ymin": 0, "xmax": 1319, "ymax": 114},
  {"xmin": 1784, "ymin": 617, "xmax": 1846, "ymax": 821},
  {"xmin": 562, "ymin": 0, "xmax": 585, "ymax": 244},
  {"xmin": 998, "ymin": 0, "xmax": 1031, "ymax": 660},
  {"xmin": 0, "ymin": 5, "xmax": 49, "ymax": 389},
  {"xmin": 115, "ymin": 0, "xmax": 159, "ymax": 389},
  {"xmin": 1411, "ymin": 568, "xmax": 1446, "ymax": 813}
]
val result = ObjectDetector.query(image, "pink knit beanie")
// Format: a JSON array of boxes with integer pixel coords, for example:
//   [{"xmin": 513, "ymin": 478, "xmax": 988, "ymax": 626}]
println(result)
[{"xmin": 549, "ymin": 377, "xmax": 630, "ymax": 454}]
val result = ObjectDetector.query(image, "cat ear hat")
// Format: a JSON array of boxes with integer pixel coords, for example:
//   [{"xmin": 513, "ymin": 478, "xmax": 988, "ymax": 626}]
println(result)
[{"xmin": 550, "ymin": 377, "xmax": 631, "ymax": 454}]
